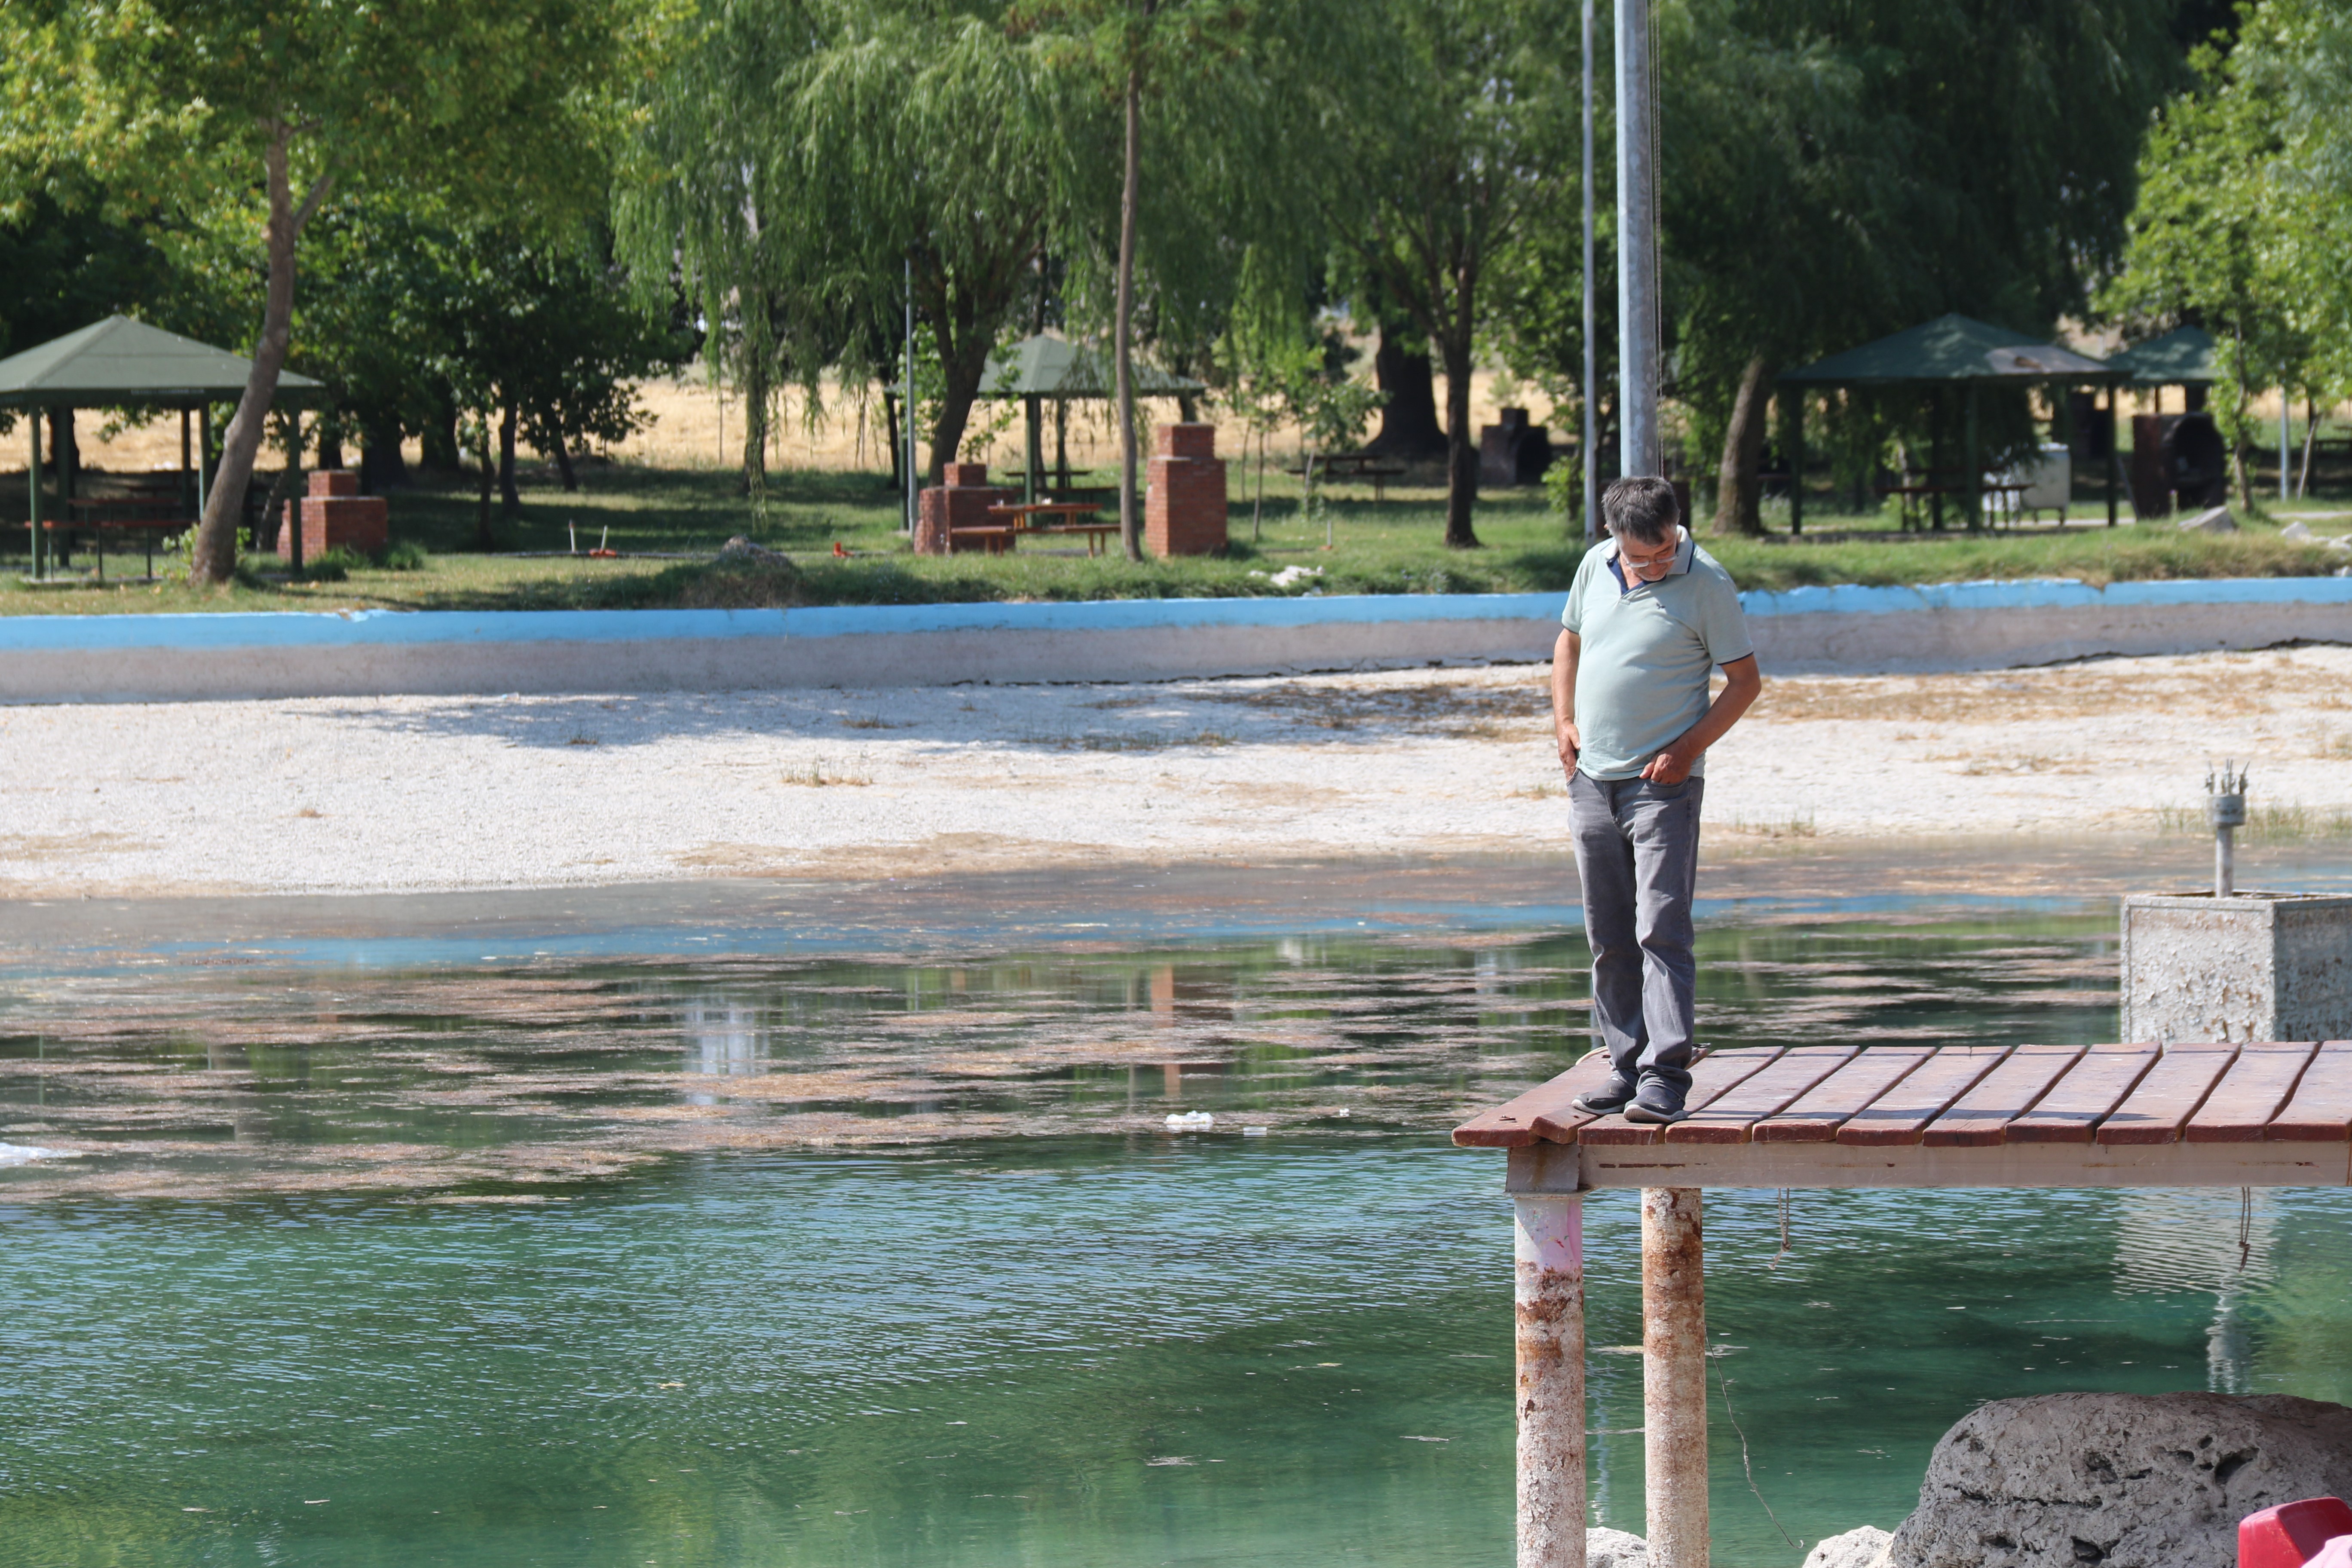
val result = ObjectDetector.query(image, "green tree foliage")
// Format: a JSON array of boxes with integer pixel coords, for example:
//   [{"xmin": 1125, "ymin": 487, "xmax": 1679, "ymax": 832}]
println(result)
[
  {"xmin": 1323, "ymin": 0, "xmax": 1573, "ymax": 549},
  {"xmin": 1666, "ymin": 0, "xmax": 2177, "ymax": 531},
  {"xmin": 0, "ymin": 0, "xmax": 674, "ymax": 582},
  {"xmin": 2107, "ymin": 0, "xmax": 2352, "ymax": 507}
]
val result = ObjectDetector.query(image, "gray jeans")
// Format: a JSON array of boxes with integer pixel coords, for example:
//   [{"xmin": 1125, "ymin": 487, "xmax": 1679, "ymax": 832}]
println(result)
[{"xmin": 1569, "ymin": 771, "xmax": 1705, "ymax": 1091}]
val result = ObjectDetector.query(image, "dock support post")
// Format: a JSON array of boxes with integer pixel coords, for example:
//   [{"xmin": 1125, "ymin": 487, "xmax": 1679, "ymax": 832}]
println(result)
[
  {"xmin": 1516, "ymin": 1193, "xmax": 1586, "ymax": 1568},
  {"xmin": 1643, "ymin": 1187, "xmax": 1708, "ymax": 1568}
]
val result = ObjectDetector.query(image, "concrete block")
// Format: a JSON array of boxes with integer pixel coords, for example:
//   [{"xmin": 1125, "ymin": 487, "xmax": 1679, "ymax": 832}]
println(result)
[{"xmin": 2121, "ymin": 893, "xmax": 2352, "ymax": 1043}]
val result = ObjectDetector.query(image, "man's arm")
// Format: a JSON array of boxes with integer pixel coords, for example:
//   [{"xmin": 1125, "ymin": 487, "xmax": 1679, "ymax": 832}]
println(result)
[
  {"xmin": 1638, "ymin": 654, "xmax": 1762, "ymax": 785},
  {"xmin": 1551, "ymin": 628, "xmax": 1581, "ymax": 783}
]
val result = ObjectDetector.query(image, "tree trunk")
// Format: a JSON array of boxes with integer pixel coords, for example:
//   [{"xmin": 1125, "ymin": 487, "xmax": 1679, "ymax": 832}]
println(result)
[
  {"xmin": 552, "ymin": 430, "xmax": 578, "ymax": 492},
  {"xmin": 1439, "ymin": 329, "xmax": 1480, "ymax": 549},
  {"xmin": 925, "ymin": 312, "xmax": 993, "ymax": 489},
  {"xmin": 359, "ymin": 421, "xmax": 410, "ymax": 493},
  {"xmin": 476, "ymin": 413, "xmax": 496, "ymax": 551},
  {"xmin": 1712, "ymin": 355, "xmax": 1772, "ymax": 536},
  {"xmin": 1368, "ymin": 330, "xmax": 1447, "ymax": 459},
  {"xmin": 741, "ymin": 352, "xmax": 770, "ymax": 496},
  {"xmin": 189, "ymin": 126, "xmax": 331, "ymax": 585},
  {"xmin": 883, "ymin": 391, "xmax": 902, "ymax": 488},
  {"xmin": 498, "ymin": 402, "xmax": 521, "ymax": 514},
  {"xmin": 1115, "ymin": 62, "xmax": 1144, "ymax": 561},
  {"xmin": 423, "ymin": 389, "xmax": 461, "ymax": 470}
]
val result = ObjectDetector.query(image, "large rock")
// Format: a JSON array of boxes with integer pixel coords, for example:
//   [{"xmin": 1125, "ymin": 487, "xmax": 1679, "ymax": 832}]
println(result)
[
  {"xmin": 1805, "ymin": 1525, "xmax": 1893, "ymax": 1568},
  {"xmin": 2178, "ymin": 505, "xmax": 2239, "ymax": 533},
  {"xmin": 1890, "ymin": 1392, "xmax": 2352, "ymax": 1568},
  {"xmin": 1589, "ymin": 1526, "xmax": 1650, "ymax": 1568}
]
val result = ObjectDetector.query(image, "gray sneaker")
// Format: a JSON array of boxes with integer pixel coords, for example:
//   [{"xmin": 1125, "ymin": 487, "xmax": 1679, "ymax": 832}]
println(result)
[
  {"xmin": 1573, "ymin": 1072, "xmax": 1638, "ymax": 1115},
  {"xmin": 1622, "ymin": 1079, "xmax": 1688, "ymax": 1124}
]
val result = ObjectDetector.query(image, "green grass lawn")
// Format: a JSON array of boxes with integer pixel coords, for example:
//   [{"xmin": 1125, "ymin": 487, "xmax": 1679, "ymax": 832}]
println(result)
[{"xmin": 1, "ymin": 460, "xmax": 2345, "ymax": 616}]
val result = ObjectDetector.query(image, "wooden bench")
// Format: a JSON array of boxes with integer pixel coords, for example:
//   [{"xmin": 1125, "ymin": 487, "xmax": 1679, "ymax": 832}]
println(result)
[{"xmin": 1289, "ymin": 451, "xmax": 1409, "ymax": 501}]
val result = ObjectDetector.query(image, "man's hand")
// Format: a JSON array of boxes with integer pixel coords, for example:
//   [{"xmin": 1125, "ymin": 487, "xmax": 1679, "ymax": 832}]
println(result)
[
  {"xmin": 1556, "ymin": 719, "xmax": 1582, "ymax": 783},
  {"xmin": 1639, "ymin": 744, "xmax": 1694, "ymax": 785}
]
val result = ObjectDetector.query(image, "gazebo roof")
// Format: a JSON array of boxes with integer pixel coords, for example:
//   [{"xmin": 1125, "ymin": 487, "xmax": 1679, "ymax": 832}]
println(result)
[
  {"xmin": 1779, "ymin": 313, "xmax": 2115, "ymax": 388},
  {"xmin": 978, "ymin": 334, "xmax": 1205, "ymax": 399},
  {"xmin": 2107, "ymin": 325, "xmax": 2218, "ymax": 388},
  {"xmin": 0, "ymin": 315, "xmax": 325, "ymax": 409}
]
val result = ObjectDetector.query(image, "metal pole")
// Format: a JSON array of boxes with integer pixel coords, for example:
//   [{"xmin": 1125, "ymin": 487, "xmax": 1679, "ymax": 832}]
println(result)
[
  {"xmin": 1614, "ymin": 0, "xmax": 1659, "ymax": 479},
  {"xmin": 1581, "ymin": 0, "xmax": 1598, "ymax": 541},
  {"xmin": 1516, "ymin": 1194, "xmax": 1587, "ymax": 1568},
  {"xmin": 904, "ymin": 256, "xmax": 917, "ymax": 533},
  {"xmin": 1642, "ymin": 1188, "xmax": 1707, "ymax": 1568},
  {"xmin": 2281, "ymin": 395, "xmax": 2291, "ymax": 503}
]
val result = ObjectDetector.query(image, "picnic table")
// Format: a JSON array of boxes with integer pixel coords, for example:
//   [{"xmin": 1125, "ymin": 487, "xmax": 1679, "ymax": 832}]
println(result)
[
  {"xmin": 985, "ymin": 501, "xmax": 1121, "ymax": 556},
  {"xmin": 1874, "ymin": 476, "xmax": 2030, "ymax": 532},
  {"xmin": 49, "ymin": 494, "xmax": 192, "ymax": 580},
  {"xmin": 1288, "ymin": 451, "xmax": 1409, "ymax": 502}
]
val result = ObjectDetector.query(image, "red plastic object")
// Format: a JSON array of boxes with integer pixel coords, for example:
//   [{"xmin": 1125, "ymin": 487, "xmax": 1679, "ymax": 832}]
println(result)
[{"xmin": 2241, "ymin": 1498, "xmax": 2352, "ymax": 1568}]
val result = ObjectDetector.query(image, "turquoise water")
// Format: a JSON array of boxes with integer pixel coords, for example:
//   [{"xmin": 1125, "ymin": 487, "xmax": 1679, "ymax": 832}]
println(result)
[{"xmin": 4, "ymin": 880, "xmax": 2349, "ymax": 1567}]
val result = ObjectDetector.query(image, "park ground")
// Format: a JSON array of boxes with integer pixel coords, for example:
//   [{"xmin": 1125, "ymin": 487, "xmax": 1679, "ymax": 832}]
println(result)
[
  {"xmin": 2, "ymin": 374, "xmax": 2349, "ymax": 615},
  {"xmin": 4, "ymin": 643, "xmax": 2349, "ymax": 899}
]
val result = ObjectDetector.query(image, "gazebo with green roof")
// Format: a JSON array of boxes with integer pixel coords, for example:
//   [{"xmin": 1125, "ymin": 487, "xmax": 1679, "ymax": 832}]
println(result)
[
  {"xmin": 2108, "ymin": 325, "xmax": 2217, "ymax": 410},
  {"xmin": 1778, "ymin": 313, "xmax": 2122, "ymax": 531},
  {"xmin": 0, "ymin": 315, "xmax": 324, "ymax": 578}
]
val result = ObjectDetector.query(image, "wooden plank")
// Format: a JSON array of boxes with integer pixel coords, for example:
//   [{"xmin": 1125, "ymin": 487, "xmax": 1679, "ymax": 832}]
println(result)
[
  {"xmin": 1834, "ymin": 1047, "xmax": 2012, "ymax": 1147},
  {"xmin": 2095, "ymin": 1046, "xmax": 2239, "ymax": 1146},
  {"xmin": 1662, "ymin": 1046, "xmax": 1860, "ymax": 1145},
  {"xmin": 1922, "ymin": 1044, "xmax": 2086, "ymax": 1148},
  {"xmin": 1516, "ymin": 1136, "xmax": 2352, "ymax": 1193},
  {"xmin": 2266, "ymin": 1041, "xmax": 2352, "ymax": 1142},
  {"xmin": 2186, "ymin": 1044, "xmax": 2318, "ymax": 1143},
  {"xmin": 1452, "ymin": 1051, "xmax": 1620, "ymax": 1148},
  {"xmin": 2006, "ymin": 1043, "xmax": 2161, "ymax": 1144},
  {"xmin": 1578, "ymin": 1047, "xmax": 1788, "ymax": 1146},
  {"xmin": 1753, "ymin": 1047, "xmax": 1935, "ymax": 1143}
]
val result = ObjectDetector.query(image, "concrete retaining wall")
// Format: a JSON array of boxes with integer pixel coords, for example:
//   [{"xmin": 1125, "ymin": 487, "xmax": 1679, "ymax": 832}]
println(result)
[{"xmin": 3, "ymin": 575, "xmax": 2349, "ymax": 703}]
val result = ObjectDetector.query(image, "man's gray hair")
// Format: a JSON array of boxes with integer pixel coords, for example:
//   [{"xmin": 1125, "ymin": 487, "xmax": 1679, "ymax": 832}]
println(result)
[{"xmin": 1602, "ymin": 476, "xmax": 1680, "ymax": 546}]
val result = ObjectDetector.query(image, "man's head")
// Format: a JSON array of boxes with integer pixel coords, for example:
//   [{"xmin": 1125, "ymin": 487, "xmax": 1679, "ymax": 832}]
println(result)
[{"xmin": 1602, "ymin": 476, "xmax": 1682, "ymax": 582}]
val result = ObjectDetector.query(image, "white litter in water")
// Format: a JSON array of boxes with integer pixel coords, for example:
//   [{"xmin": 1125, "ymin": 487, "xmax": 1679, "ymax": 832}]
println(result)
[
  {"xmin": 1241, "ymin": 1126, "xmax": 1270, "ymax": 1138},
  {"xmin": 1334, "ymin": 1109, "xmax": 1351, "ymax": 1118},
  {"xmin": 1163, "ymin": 1111, "xmax": 1215, "ymax": 1131},
  {"xmin": 0, "ymin": 1142, "xmax": 65, "ymax": 1167}
]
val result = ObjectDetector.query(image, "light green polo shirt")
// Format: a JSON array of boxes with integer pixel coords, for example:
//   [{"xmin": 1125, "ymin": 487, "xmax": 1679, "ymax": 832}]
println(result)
[{"xmin": 1561, "ymin": 528, "xmax": 1753, "ymax": 780}]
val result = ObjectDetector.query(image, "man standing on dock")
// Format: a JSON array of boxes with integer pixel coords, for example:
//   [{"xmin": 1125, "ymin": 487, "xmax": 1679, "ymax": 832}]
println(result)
[{"xmin": 1553, "ymin": 477, "xmax": 1762, "ymax": 1124}]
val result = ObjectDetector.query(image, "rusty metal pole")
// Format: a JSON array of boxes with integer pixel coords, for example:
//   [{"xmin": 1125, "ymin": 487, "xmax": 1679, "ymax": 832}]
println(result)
[
  {"xmin": 1516, "ymin": 1194, "xmax": 1587, "ymax": 1568},
  {"xmin": 1642, "ymin": 1188, "xmax": 1708, "ymax": 1568}
]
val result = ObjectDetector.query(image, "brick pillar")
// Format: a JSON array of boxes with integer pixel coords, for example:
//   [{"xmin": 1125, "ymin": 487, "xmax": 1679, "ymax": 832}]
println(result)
[
  {"xmin": 915, "ymin": 462, "xmax": 1012, "ymax": 554},
  {"xmin": 1145, "ymin": 424, "xmax": 1226, "ymax": 557},
  {"xmin": 284, "ymin": 469, "xmax": 388, "ymax": 559}
]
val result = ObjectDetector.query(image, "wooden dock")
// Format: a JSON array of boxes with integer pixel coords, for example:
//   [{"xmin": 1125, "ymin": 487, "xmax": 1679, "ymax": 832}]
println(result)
[{"xmin": 1454, "ymin": 1041, "xmax": 2352, "ymax": 1568}]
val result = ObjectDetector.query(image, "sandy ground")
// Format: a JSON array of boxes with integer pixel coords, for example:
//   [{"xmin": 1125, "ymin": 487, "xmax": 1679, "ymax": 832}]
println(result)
[{"xmin": 3, "ymin": 646, "xmax": 2349, "ymax": 898}]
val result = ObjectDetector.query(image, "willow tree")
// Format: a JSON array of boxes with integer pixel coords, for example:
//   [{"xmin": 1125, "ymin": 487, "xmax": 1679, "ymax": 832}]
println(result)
[
  {"xmin": 622, "ymin": 0, "xmax": 1080, "ymax": 492},
  {"xmin": 1322, "ymin": 0, "xmax": 1573, "ymax": 550},
  {"xmin": 0, "ymin": 0, "xmax": 667, "ymax": 584}
]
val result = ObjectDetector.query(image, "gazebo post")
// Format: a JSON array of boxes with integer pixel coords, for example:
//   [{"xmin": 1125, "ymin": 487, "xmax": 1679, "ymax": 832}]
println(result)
[
  {"xmin": 2105, "ymin": 383, "xmax": 2120, "ymax": 527},
  {"xmin": 180, "ymin": 409, "xmax": 193, "ymax": 521},
  {"xmin": 1515, "ymin": 1193, "xmax": 1586, "ymax": 1568},
  {"xmin": 27, "ymin": 407, "xmax": 41, "ymax": 579},
  {"xmin": 1642, "ymin": 1188, "xmax": 1709, "ymax": 1568},
  {"xmin": 1963, "ymin": 383, "xmax": 1982, "ymax": 532},
  {"xmin": 196, "ymin": 404, "xmax": 213, "ymax": 521},
  {"xmin": 1025, "ymin": 395, "xmax": 1041, "ymax": 504},
  {"xmin": 1786, "ymin": 394, "xmax": 1804, "ymax": 536}
]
